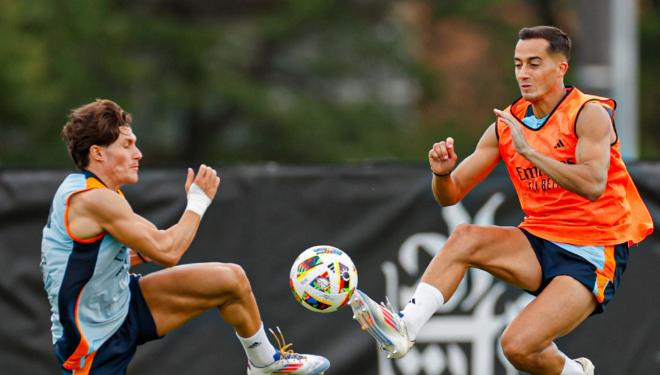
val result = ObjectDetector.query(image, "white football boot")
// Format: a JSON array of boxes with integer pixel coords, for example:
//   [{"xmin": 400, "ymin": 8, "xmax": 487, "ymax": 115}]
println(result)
[
  {"xmin": 246, "ymin": 327, "xmax": 330, "ymax": 375},
  {"xmin": 574, "ymin": 357, "xmax": 595, "ymax": 375},
  {"xmin": 350, "ymin": 289, "xmax": 413, "ymax": 359}
]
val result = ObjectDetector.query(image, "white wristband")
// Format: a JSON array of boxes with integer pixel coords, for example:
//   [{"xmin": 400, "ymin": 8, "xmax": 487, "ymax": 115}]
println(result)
[{"xmin": 185, "ymin": 183, "xmax": 212, "ymax": 218}]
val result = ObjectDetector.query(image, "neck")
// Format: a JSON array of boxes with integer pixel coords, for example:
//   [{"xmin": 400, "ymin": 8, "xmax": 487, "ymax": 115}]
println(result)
[
  {"xmin": 529, "ymin": 84, "xmax": 566, "ymax": 118},
  {"xmin": 85, "ymin": 165, "xmax": 118, "ymax": 191}
]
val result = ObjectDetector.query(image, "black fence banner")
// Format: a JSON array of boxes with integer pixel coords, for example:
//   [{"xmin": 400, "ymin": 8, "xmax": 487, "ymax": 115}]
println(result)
[{"xmin": 1, "ymin": 163, "xmax": 658, "ymax": 374}]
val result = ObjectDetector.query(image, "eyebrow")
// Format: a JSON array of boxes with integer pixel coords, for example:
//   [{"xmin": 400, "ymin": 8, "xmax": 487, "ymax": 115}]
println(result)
[
  {"xmin": 514, "ymin": 56, "xmax": 543, "ymax": 62},
  {"xmin": 121, "ymin": 135, "xmax": 137, "ymax": 144}
]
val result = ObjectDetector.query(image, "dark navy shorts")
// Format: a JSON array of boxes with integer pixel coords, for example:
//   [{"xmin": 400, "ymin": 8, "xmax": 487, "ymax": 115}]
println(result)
[
  {"xmin": 520, "ymin": 229, "xmax": 629, "ymax": 315},
  {"xmin": 60, "ymin": 274, "xmax": 161, "ymax": 374}
]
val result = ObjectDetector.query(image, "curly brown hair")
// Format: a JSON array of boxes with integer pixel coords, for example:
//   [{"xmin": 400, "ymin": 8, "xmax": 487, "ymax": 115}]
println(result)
[{"xmin": 61, "ymin": 99, "xmax": 132, "ymax": 169}]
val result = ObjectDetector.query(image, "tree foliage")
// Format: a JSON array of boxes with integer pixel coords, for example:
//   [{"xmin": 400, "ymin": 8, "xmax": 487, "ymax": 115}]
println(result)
[{"xmin": 0, "ymin": 0, "xmax": 657, "ymax": 167}]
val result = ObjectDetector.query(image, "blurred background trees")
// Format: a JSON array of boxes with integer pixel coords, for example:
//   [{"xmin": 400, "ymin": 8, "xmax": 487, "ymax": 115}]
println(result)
[{"xmin": 0, "ymin": 0, "xmax": 657, "ymax": 167}]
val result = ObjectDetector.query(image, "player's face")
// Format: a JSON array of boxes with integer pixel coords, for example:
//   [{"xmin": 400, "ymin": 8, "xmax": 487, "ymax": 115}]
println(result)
[
  {"xmin": 514, "ymin": 38, "xmax": 567, "ymax": 102},
  {"xmin": 103, "ymin": 126, "xmax": 142, "ymax": 186}
]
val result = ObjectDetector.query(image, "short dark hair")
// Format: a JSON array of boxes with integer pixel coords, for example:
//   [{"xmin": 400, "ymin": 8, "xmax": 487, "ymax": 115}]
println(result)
[
  {"xmin": 518, "ymin": 26, "xmax": 571, "ymax": 61},
  {"xmin": 61, "ymin": 99, "xmax": 132, "ymax": 169}
]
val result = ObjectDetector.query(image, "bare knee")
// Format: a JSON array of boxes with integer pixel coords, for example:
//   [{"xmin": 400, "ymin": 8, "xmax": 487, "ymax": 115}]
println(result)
[
  {"xmin": 220, "ymin": 263, "xmax": 253, "ymax": 298},
  {"xmin": 444, "ymin": 224, "xmax": 480, "ymax": 261},
  {"xmin": 501, "ymin": 331, "xmax": 528, "ymax": 368},
  {"xmin": 501, "ymin": 329, "xmax": 543, "ymax": 370},
  {"xmin": 198, "ymin": 263, "xmax": 253, "ymax": 302}
]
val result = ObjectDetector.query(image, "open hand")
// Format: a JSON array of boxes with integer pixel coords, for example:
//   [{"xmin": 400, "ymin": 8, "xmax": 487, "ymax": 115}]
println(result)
[{"xmin": 493, "ymin": 108, "xmax": 531, "ymax": 156}]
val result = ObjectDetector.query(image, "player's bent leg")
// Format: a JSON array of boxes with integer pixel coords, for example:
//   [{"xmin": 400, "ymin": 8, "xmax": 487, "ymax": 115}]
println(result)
[
  {"xmin": 500, "ymin": 275, "xmax": 597, "ymax": 374},
  {"xmin": 139, "ymin": 263, "xmax": 330, "ymax": 374},
  {"xmin": 352, "ymin": 225, "xmax": 542, "ymax": 360},
  {"xmin": 421, "ymin": 224, "xmax": 542, "ymax": 299},
  {"xmin": 139, "ymin": 262, "xmax": 261, "ymax": 337}
]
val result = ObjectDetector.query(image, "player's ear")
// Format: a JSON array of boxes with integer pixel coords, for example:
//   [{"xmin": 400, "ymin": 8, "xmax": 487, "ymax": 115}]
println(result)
[
  {"xmin": 558, "ymin": 61, "xmax": 569, "ymax": 77},
  {"xmin": 89, "ymin": 145, "xmax": 104, "ymax": 162}
]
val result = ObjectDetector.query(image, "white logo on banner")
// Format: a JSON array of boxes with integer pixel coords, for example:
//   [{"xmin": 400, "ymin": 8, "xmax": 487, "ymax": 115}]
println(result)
[{"xmin": 379, "ymin": 193, "xmax": 534, "ymax": 375}]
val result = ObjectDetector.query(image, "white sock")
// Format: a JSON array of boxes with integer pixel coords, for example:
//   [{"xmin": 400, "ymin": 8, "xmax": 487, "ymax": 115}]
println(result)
[
  {"xmin": 401, "ymin": 282, "xmax": 445, "ymax": 341},
  {"xmin": 236, "ymin": 323, "xmax": 278, "ymax": 367},
  {"xmin": 560, "ymin": 353, "xmax": 585, "ymax": 375}
]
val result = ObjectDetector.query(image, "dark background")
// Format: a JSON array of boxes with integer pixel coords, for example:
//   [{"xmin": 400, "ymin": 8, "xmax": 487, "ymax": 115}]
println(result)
[{"xmin": 1, "ymin": 164, "xmax": 658, "ymax": 374}]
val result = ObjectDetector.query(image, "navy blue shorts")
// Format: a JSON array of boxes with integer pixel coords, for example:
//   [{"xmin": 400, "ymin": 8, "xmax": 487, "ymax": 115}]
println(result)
[
  {"xmin": 60, "ymin": 274, "xmax": 161, "ymax": 374},
  {"xmin": 520, "ymin": 229, "xmax": 629, "ymax": 315}
]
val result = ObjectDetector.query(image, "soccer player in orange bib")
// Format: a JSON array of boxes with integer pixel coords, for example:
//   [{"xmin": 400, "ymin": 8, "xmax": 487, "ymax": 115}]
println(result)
[
  {"xmin": 41, "ymin": 99, "xmax": 329, "ymax": 374},
  {"xmin": 350, "ymin": 26, "xmax": 653, "ymax": 374}
]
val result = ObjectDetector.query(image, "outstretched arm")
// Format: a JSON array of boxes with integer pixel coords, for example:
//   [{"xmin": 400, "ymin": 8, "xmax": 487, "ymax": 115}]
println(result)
[
  {"xmin": 494, "ymin": 103, "xmax": 613, "ymax": 201},
  {"xmin": 70, "ymin": 165, "xmax": 220, "ymax": 267},
  {"xmin": 429, "ymin": 124, "xmax": 501, "ymax": 206}
]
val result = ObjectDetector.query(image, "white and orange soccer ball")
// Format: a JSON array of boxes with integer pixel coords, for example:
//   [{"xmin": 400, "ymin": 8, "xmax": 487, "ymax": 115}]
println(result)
[{"xmin": 289, "ymin": 245, "xmax": 358, "ymax": 313}]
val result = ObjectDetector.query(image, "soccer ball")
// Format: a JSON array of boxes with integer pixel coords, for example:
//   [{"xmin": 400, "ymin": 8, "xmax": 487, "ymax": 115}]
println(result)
[{"xmin": 289, "ymin": 245, "xmax": 358, "ymax": 313}]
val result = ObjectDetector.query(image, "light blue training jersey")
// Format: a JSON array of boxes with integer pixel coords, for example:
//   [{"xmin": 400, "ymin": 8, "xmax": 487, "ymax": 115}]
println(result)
[{"xmin": 40, "ymin": 171, "xmax": 131, "ymax": 367}]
